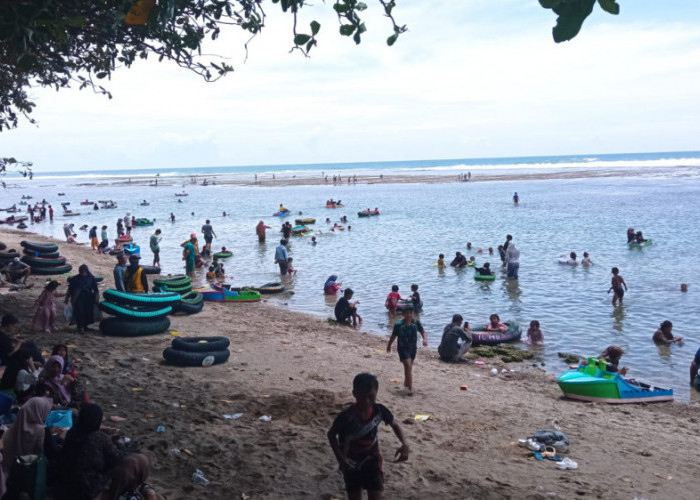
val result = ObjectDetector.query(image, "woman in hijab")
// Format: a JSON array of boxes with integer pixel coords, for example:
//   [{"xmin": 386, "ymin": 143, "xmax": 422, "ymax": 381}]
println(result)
[
  {"xmin": 39, "ymin": 355, "xmax": 84, "ymax": 407},
  {"xmin": 59, "ymin": 403, "xmax": 126, "ymax": 500},
  {"xmin": 324, "ymin": 275, "xmax": 341, "ymax": 295},
  {"xmin": 1, "ymin": 397, "xmax": 53, "ymax": 471},
  {"xmin": 65, "ymin": 264, "xmax": 99, "ymax": 333}
]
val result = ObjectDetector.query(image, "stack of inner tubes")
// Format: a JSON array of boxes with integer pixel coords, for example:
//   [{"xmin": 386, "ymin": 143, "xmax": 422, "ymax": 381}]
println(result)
[
  {"xmin": 98, "ymin": 289, "xmax": 180, "ymax": 336},
  {"xmin": 153, "ymin": 275, "xmax": 193, "ymax": 294},
  {"xmin": 20, "ymin": 241, "xmax": 72, "ymax": 275},
  {"xmin": 153, "ymin": 276, "xmax": 203, "ymax": 314},
  {"xmin": 163, "ymin": 336, "xmax": 230, "ymax": 367}
]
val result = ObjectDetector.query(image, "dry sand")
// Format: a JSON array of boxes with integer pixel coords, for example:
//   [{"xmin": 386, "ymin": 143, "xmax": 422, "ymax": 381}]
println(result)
[{"xmin": 1, "ymin": 228, "xmax": 699, "ymax": 499}]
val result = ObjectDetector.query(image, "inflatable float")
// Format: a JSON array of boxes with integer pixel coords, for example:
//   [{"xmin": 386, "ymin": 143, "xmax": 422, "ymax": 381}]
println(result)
[
  {"xmin": 199, "ymin": 283, "xmax": 262, "ymax": 302},
  {"xmin": 357, "ymin": 209, "xmax": 380, "ymax": 217},
  {"xmin": 123, "ymin": 243, "xmax": 140, "ymax": 255},
  {"xmin": 470, "ymin": 322, "xmax": 522, "ymax": 346},
  {"xmin": 213, "ymin": 251, "xmax": 232, "ymax": 259},
  {"xmin": 628, "ymin": 239, "xmax": 653, "ymax": 249},
  {"xmin": 134, "ymin": 218, "xmax": 153, "ymax": 227},
  {"xmin": 292, "ymin": 225, "xmax": 312, "ymax": 235},
  {"xmin": 295, "ymin": 218, "xmax": 316, "ymax": 225},
  {"xmin": 116, "ymin": 235, "xmax": 133, "ymax": 244},
  {"xmin": 474, "ymin": 273, "xmax": 496, "ymax": 281},
  {"xmin": 256, "ymin": 282, "xmax": 285, "ymax": 294},
  {"xmin": 557, "ymin": 357, "xmax": 673, "ymax": 403}
]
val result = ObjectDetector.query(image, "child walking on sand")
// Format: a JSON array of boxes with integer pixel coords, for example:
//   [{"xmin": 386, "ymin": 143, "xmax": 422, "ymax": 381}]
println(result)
[
  {"xmin": 387, "ymin": 308, "xmax": 428, "ymax": 395},
  {"xmin": 32, "ymin": 280, "xmax": 62, "ymax": 333},
  {"xmin": 525, "ymin": 320, "xmax": 544, "ymax": 345},
  {"xmin": 327, "ymin": 373, "xmax": 409, "ymax": 500},
  {"xmin": 608, "ymin": 267, "xmax": 628, "ymax": 306}
]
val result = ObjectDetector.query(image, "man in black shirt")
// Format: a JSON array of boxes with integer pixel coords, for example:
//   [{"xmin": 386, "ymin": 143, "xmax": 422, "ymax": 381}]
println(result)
[
  {"xmin": 335, "ymin": 288, "xmax": 362, "ymax": 326},
  {"xmin": 438, "ymin": 314, "xmax": 472, "ymax": 362}
]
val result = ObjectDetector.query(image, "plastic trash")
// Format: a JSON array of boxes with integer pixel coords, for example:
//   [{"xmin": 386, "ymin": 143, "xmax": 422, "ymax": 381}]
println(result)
[
  {"xmin": 156, "ymin": 425, "xmax": 165, "ymax": 433},
  {"xmin": 491, "ymin": 368, "xmax": 499, "ymax": 375},
  {"xmin": 414, "ymin": 414, "xmax": 433, "ymax": 421},
  {"xmin": 223, "ymin": 413, "xmax": 244, "ymax": 420},
  {"xmin": 170, "ymin": 448, "xmax": 181, "ymax": 456},
  {"xmin": 258, "ymin": 415, "xmax": 272, "ymax": 422},
  {"xmin": 191, "ymin": 469, "xmax": 209, "ymax": 486}
]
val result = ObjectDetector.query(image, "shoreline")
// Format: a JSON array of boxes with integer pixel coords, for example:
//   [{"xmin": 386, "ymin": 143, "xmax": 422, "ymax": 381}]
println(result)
[
  {"xmin": 2, "ymin": 228, "xmax": 700, "ymax": 499},
  {"xmin": 6, "ymin": 165, "xmax": 700, "ymax": 190}
]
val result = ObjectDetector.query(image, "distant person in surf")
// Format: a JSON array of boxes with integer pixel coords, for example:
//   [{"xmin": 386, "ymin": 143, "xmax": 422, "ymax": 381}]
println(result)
[{"xmin": 513, "ymin": 192, "xmax": 519, "ymax": 205}]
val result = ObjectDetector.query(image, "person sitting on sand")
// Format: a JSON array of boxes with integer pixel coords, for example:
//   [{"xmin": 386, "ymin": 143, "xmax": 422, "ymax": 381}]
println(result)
[
  {"xmin": 39, "ymin": 355, "xmax": 84, "ymax": 407},
  {"xmin": 98, "ymin": 225, "xmax": 109, "ymax": 254},
  {"xmin": 653, "ymin": 320, "xmax": 683, "ymax": 345},
  {"xmin": 2, "ymin": 257, "xmax": 31, "ymax": 285},
  {"xmin": 1, "ymin": 348, "xmax": 42, "ymax": 403},
  {"xmin": 327, "ymin": 373, "xmax": 409, "ymax": 500},
  {"xmin": 124, "ymin": 255, "xmax": 149, "ymax": 293},
  {"xmin": 598, "ymin": 345, "xmax": 628, "ymax": 376},
  {"xmin": 450, "ymin": 252, "xmax": 467, "ymax": 267},
  {"xmin": 475, "ymin": 262, "xmax": 493, "ymax": 276},
  {"xmin": 525, "ymin": 320, "xmax": 544, "ymax": 344},
  {"xmin": 484, "ymin": 314, "xmax": 508, "ymax": 332},
  {"xmin": 1, "ymin": 397, "xmax": 54, "ymax": 478},
  {"xmin": 335, "ymin": 288, "xmax": 361, "ymax": 326},
  {"xmin": 324, "ymin": 275, "xmax": 341, "ymax": 295},
  {"xmin": 385, "ymin": 285, "xmax": 403, "ymax": 315},
  {"xmin": 627, "ymin": 227, "xmax": 636, "ymax": 243},
  {"xmin": 52, "ymin": 343, "xmax": 77, "ymax": 378},
  {"xmin": 438, "ymin": 314, "xmax": 472, "ymax": 362}
]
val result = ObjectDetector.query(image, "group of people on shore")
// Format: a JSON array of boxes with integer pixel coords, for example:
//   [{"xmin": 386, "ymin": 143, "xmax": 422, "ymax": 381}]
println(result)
[{"xmin": 0, "ymin": 308, "xmax": 160, "ymax": 498}]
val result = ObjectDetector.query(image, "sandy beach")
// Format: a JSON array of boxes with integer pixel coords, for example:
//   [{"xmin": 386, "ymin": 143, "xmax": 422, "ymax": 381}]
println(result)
[{"xmin": 1, "ymin": 227, "xmax": 700, "ymax": 499}]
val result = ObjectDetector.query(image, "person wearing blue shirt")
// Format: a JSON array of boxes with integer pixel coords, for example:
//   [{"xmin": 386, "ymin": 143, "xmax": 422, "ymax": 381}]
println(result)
[{"xmin": 275, "ymin": 239, "xmax": 289, "ymax": 275}]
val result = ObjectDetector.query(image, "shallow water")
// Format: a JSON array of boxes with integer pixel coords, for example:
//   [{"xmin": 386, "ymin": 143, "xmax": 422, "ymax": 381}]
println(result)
[{"xmin": 9, "ymin": 174, "xmax": 700, "ymax": 398}]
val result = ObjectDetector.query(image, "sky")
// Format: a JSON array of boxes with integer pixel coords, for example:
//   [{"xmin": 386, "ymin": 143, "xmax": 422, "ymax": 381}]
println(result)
[{"xmin": 2, "ymin": 0, "xmax": 700, "ymax": 172}]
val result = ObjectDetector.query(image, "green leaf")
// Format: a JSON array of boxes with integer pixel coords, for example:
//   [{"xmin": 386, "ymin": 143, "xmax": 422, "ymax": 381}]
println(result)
[
  {"xmin": 387, "ymin": 34, "xmax": 398, "ymax": 46},
  {"xmin": 551, "ymin": 0, "xmax": 596, "ymax": 43},
  {"xmin": 353, "ymin": 31, "xmax": 361, "ymax": 44},
  {"xmin": 294, "ymin": 34, "xmax": 311, "ymax": 45},
  {"xmin": 539, "ymin": 0, "xmax": 560, "ymax": 8},
  {"xmin": 95, "ymin": 72, "xmax": 108, "ymax": 79},
  {"xmin": 597, "ymin": 0, "xmax": 620, "ymax": 15},
  {"xmin": 310, "ymin": 20, "xmax": 320, "ymax": 35},
  {"xmin": 305, "ymin": 39, "xmax": 316, "ymax": 52},
  {"xmin": 339, "ymin": 24, "xmax": 355, "ymax": 36},
  {"xmin": 63, "ymin": 16, "xmax": 86, "ymax": 28},
  {"xmin": 333, "ymin": 4, "xmax": 350, "ymax": 13},
  {"xmin": 356, "ymin": 2, "xmax": 368, "ymax": 11}
]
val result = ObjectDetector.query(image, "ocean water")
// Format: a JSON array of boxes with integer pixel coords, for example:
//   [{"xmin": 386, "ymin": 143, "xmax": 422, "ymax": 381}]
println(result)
[
  {"xmin": 6, "ymin": 150, "xmax": 700, "ymax": 182},
  {"xmin": 5, "ymin": 166, "xmax": 700, "ymax": 399}
]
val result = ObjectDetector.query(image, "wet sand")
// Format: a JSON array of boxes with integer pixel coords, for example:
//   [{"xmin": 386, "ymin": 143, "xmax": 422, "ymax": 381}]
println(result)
[{"xmin": 1, "ymin": 228, "xmax": 699, "ymax": 499}]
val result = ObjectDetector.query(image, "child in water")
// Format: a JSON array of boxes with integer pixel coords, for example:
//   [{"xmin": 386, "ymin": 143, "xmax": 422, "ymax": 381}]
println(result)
[
  {"xmin": 525, "ymin": 320, "xmax": 544, "ymax": 344},
  {"xmin": 475, "ymin": 262, "xmax": 493, "ymax": 276},
  {"xmin": 385, "ymin": 285, "xmax": 403, "ymax": 315},
  {"xmin": 581, "ymin": 252, "xmax": 593, "ymax": 265},
  {"xmin": 287, "ymin": 257, "xmax": 297, "ymax": 275},
  {"xmin": 206, "ymin": 266, "xmax": 216, "ymax": 281},
  {"xmin": 410, "ymin": 284, "xmax": 422, "ymax": 314},
  {"xmin": 484, "ymin": 314, "xmax": 508, "ymax": 332},
  {"xmin": 437, "ymin": 254, "xmax": 445, "ymax": 268},
  {"xmin": 608, "ymin": 267, "xmax": 628, "ymax": 306}
]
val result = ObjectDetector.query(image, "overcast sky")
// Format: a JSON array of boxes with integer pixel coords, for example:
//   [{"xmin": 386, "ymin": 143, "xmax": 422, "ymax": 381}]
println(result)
[{"xmin": 2, "ymin": 0, "xmax": 700, "ymax": 172}]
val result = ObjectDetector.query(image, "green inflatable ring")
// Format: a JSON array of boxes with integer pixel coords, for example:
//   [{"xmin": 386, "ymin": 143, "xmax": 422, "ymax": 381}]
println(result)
[
  {"xmin": 21, "ymin": 255, "xmax": 67, "ymax": 266},
  {"xmin": 172, "ymin": 291, "xmax": 204, "ymax": 314},
  {"xmin": 23, "ymin": 249, "xmax": 60, "ymax": 259},
  {"xmin": 162, "ymin": 347, "xmax": 230, "ymax": 367},
  {"xmin": 99, "ymin": 316, "xmax": 171, "ymax": 337},
  {"xmin": 213, "ymin": 252, "xmax": 232, "ymax": 259},
  {"xmin": 98, "ymin": 301, "xmax": 172, "ymax": 319},
  {"xmin": 20, "ymin": 241, "xmax": 59, "ymax": 253},
  {"xmin": 31, "ymin": 264, "xmax": 73, "ymax": 275},
  {"xmin": 153, "ymin": 275, "xmax": 192, "ymax": 287},
  {"xmin": 102, "ymin": 289, "xmax": 181, "ymax": 307},
  {"xmin": 474, "ymin": 273, "xmax": 496, "ymax": 281}
]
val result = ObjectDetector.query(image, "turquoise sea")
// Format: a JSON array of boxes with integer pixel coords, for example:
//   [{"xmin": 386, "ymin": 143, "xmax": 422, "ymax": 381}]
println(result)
[{"xmin": 5, "ymin": 152, "xmax": 700, "ymax": 399}]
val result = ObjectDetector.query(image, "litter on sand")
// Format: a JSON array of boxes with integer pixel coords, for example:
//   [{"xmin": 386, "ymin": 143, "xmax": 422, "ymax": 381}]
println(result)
[
  {"xmin": 170, "ymin": 331, "xmax": 180, "ymax": 336},
  {"xmin": 223, "ymin": 413, "xmax": 244, "ymax": 420},
  {"xmin": 474, "ymin": 360, "xmax": 485, "ymax": 365},
  {"xmin": 258, "ymin": 415, "xmax": 272, "ymax": 422},
  {"xmin": 389, "ymin": 378, "xmax": 401, "ymax": 383},
  {"xmin": 414, "ymin": 414, "xmax": 433, "ymax": 421},
  {"xmin": 460, "ymin": 385, "xmax": 468, "ymax": 390}
]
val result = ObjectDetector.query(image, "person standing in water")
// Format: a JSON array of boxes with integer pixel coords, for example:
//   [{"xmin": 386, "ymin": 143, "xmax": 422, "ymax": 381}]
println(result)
[
  {"xmin": 513, "ymin": 192, "xmax": 519, "ymax": 205},
  {"xmin": 256, "ymin": 221, "xmax": 271, "ymax": 243},
  {"xmin": 150, "ymin": 229, "xmax": 162, "ymax": 267},
  {"xmin": 608, "ymin": 267, "xmax": 628, "ymax": 306}
]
